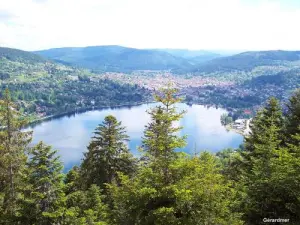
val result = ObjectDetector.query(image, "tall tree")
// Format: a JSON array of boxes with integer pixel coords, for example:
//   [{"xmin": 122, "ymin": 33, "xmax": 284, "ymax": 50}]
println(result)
[
  {"xmin": 268, "ymin": 131, "xmax": 300, "ymax": 224},
  {"xmin": 80, "ymin": 115, "xmax": 136, "ymax": 189},
  {"xmin": 284, "ymin": 89, "xmax": 300, "ymax": 145},
  {"xmin": 243, "ymin": 97, "xmax": 283, "ymax": 169},
  {"xmin": 0, "ymin": 88, "xmax": 32, "ymax": 222},
  {"xmin": 19, "ymin": 142, "xmax": 65, "ymax": 225},
  {"xmin": 240, "ymin": 97, "xmax": 300, "ymax": 224},
  {"xmin": 141, "ymin": 86, "xmax": 186, "ymax": 184},
  {"xmin": 108, "ymin": 87, "xmax": 241, "ymax": 225}
]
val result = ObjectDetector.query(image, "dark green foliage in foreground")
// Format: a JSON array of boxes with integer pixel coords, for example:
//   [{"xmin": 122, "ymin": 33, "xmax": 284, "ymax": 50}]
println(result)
[
  {"xmin": 108, "ymin": 88, "xmax": 241, "ymax": 225},
  {"xmin": 0, "ymin": 89, "xmax": 32, "ymax": 223},
  {"xmin": 80, "ymin": 115, "xmax": 136, "ymax": 190},
  {"xmin": 284, "ymin": 89, "xmax": 300, "ymax": 144},
  {"xmin": 0, "ymin": 88, "xmax": 300, "ymax": 224},
  {"xmin": 238, "ymin": 92, "xmax": 300, "ymax": 224},
  {"xmin": 19, "ymin": 142, "xmax": 65, "ymax": 225}
]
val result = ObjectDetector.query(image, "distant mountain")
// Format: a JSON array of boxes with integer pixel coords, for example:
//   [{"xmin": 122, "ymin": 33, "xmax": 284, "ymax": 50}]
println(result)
[
  {"xmin": 151, "ymin": 48, "xmax": 222, "ymax": 64},
  {"xmin": 152, "ymin": 48, "xmax": 221, "ymax": 61},
  {"xmin": 190, "ymin": 50, "xmax": 300, "ymax": 73},
  {"xmin": 34, "ymin": 45, "xmax": 193, "ymax": 72}
]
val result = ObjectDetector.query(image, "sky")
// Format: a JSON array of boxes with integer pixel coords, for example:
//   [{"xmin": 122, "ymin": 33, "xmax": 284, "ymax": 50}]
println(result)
[{"xmin": 0, "ymin": 0, "xmax": 300, "ymax": 51}]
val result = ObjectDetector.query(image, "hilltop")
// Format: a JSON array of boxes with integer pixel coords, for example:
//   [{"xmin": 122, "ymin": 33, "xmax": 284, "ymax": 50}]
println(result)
[
  {"xmin": 187, "ymin": 50, "xmax": 300, "ymax": 73},
  {"xmin": 34, "ymin": 45, "xmax": 194, "ymax": 72},
  {"xmin": 0, "ymin": 47, "xmax": 47, "ymax": 63},
  {"xmin": 150, "ymin": 48, "xmax": 221, "ymax": 63},
  {"xmin": 168, "ymin": 50, "xmax": 300, "ymax": 84}
]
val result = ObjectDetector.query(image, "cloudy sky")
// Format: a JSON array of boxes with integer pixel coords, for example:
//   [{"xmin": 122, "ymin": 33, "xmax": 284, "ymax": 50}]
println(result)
[{"xmin": 0, "ymin": 0, "xmax": 299, "ymax": 51}]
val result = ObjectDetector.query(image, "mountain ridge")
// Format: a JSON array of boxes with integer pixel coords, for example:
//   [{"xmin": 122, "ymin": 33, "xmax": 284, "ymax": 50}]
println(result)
[
  {"xmin": 188, "ymin": 50, "xmax": 300, "ymax": 73},
  {"xmin": 34, "ymin": 45, "xmax": 300, "ymax": 74},
  {"xmin": 34, "ymin": 45, "xmax": 195, "ymax": 72}
]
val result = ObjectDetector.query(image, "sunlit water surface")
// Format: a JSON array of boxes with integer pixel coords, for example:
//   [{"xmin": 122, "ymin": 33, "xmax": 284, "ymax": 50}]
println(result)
[{"xmin": 27, "ymin": 103, "xmax": 244, "ymax": 171}]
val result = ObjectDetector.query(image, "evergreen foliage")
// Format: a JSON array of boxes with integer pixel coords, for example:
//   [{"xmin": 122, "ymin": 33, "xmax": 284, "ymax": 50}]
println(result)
[
  {"xmin": 0, "ymin": 88, "xmax": 299, "ymax": 224},
  {"xmin": 0, "ymin": 89, "xmax": 32, "ymax": 223},
  {"xmin": 80, "ymin": 115, "xmax": 136, "ymax": 189},
  {"xmin": 108, "ymin": 87, "xmax": 241, "ymax": 225},
  {"xmin": 285, "ymin": 89, "xmax": 300, "ymax": 145},
  {"xmin": 19, "ymin": 142, "xmax": 65, "ymax": 225}
]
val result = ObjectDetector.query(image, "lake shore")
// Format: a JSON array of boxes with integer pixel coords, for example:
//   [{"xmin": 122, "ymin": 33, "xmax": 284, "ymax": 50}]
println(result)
[
  {"xmin": 225, "ymin": 119, "xmax": 251, "ymax": 136},
  {"xmin": 28, "ymin": 102, "xmax": 244, "ymax": 171},
  {"xmin": 27, "ymin": 100, "xmax": 156, "ymax": 128}
]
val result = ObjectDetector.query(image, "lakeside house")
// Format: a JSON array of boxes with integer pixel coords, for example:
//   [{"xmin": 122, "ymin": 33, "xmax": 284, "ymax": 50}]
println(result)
[{"xmin": 233, "ymin": 119, "xmax": 246, "ymax": 129}]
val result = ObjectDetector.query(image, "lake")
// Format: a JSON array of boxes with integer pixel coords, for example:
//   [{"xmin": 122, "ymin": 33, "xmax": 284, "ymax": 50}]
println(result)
[{"xmin": 27, "ymin": 103, "xmax": 244, "ymax": 171}]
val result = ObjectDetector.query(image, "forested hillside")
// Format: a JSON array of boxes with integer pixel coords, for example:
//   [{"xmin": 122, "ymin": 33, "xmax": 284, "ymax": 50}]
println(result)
[
  {"xmin": 0, "ymin": 47, "xmax": 150, "ymax": 120},
  {"xmin": 0, "ymin": 47, "xmax": 47, "ymax": 63},
  {"xmin": 189, "ymin": 50, "xmax": 300, "ymax": 73},
  {"xmin": 35, "ymin": 45, "xmax": 194, "ymax": 73},
  {"xmin": 173, "ymin": 50, "xmax": 300, "ymax": 85},
  {"xmin": 0, "ymin": 87, "xmax": 299, "ymax": 224}
]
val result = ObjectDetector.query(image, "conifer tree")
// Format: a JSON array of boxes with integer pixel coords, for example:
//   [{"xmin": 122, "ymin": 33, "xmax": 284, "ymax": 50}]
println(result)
[
  {"xmin": 64, "ymin": 166, "xmax": 81, "ymax": 195},
  {"xmin": 19, "ymin": 142, "xmax": 65, "ymax": 225},
  {"xmin": 0, "ymin": 88, "xmax": 32, "ymax": 222},
  {"xmin": 243, "ymin": 123, "xmax": 283, "ymax": 223},
  {"xmin": 108, "ymin": 87, "xmax": 241, "ymax": 225},
  {"xmin": 268, "ymin": 130, "xmax": 300, "ymax": 224},
  {"xmin": 240, "ymin": 97, "xmax": 298, "ymax": 224},
  {"xmin": 284, "ymin": 89, "xmax": 300, "ymax": 145},
  {"xmin": 63, "ymin": 184, "xmax": 108, "ymax": 225},
  {"xmin": 216, "ymin": 148, "xmax": 243, "ymax": 181},
  {"xmin": 243, "ymin": 97, "xmax": 283, "ymax": 169},
  {"xmin": 141, "ymin": 86, "xmax": 186, "ymax": 184},
  {"xmin": 80, "ymin": 115, "xmax": 136, "ymax": 189}
]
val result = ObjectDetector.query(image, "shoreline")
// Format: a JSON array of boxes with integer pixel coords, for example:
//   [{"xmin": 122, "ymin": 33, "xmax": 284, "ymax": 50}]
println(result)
[
  {"xmin": 224, "ymin": 119, "xmax": 251, "ymax": 137},
  {"xmin": 225, "ymin": 124, "xmax": 246, "ymax": 136},
  {"xmin": 26, "ymin": 100, "xmax": 155, "ymax": 128}
]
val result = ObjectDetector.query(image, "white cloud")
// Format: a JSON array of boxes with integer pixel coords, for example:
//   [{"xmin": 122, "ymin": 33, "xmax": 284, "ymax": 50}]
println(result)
[{"xmin": 0, "ymin": 0, "xmax": 299, "ymax": 51}]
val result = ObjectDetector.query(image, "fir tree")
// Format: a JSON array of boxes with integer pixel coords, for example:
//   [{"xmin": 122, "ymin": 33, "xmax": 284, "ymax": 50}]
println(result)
[
  {"xmin": 19, "ymin": 142, "xmax": 65, "ymax": 225},
  {"xmin": 64, "ymin": 166, "xmax": 81, "ymax": 195},
  {"xmin": 240, "ymin": 97, "xmax": 298, "ymax": 224},
  {"xmin": 284, "ymin": 89, "xmax": 300, "ymax": 145},
  {"xmin": 243, "ymin": 97, "xmax": 283, "ymax": 170},
  {"xmin": 80, "ymin": 115, "xmax": 136, "ymax": 189},
  {"xmin": 108, "ymin": 87, "xmax": 241, "ymax": 225},
  {"xmin": 141, "ymin": 86, "xmax": 186, "ymax": 184},
  {"xmin": 268, "ymin": 131, "xmax": 300, "ymax": 224},
  {"xmin": 63, "ymin": 185, "xmax": 108, "ymax": 225},
  {"xmin": 0, "ymin": 88, "xmax": 32, "ymax": 222}
]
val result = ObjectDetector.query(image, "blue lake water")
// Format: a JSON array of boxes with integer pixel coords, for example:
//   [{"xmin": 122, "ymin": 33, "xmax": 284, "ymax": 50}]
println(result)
[{"xmin": 27, "ymin": 103, "xmax": 244, "ymax": 171}]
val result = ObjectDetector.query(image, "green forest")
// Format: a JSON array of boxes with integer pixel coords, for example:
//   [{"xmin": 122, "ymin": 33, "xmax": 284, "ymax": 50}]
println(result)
[{"xmin": 0, "ymin": 87, "xmax": 300, "ymax": 225}]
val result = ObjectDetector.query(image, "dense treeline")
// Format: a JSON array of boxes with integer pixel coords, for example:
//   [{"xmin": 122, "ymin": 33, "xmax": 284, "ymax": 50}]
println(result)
[
  {"xmin": 0, "ymin": 87, "xmax": 300, "ymax": 224},
  {"xmin": 1, "ymin": 79, "xmax": 148, "ymax": 117}
]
